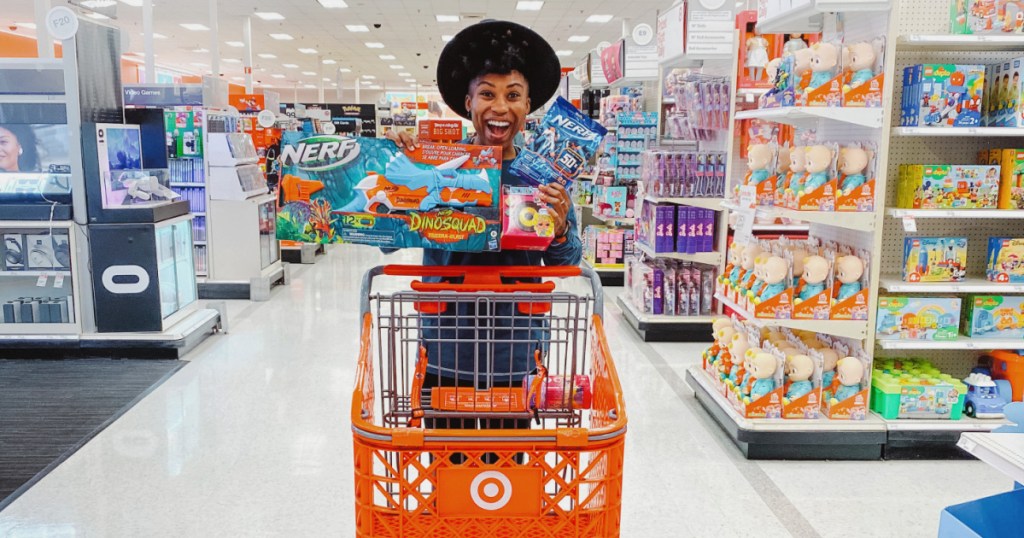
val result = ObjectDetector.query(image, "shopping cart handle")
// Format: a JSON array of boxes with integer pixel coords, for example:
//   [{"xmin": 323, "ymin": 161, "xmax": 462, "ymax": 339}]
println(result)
[
  {"xmin": 410, "ymin": 281, "xmax": 556, "ymax": 293},
  {"xmin": 383, "ymin": 265, "xmax": 582, "ymax": 279}
]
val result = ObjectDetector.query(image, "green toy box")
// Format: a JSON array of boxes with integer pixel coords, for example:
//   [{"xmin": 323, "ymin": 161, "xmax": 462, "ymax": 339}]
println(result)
[{"xmin": 871, "ymin": 359, "xmax": 966, "ymax": 420}]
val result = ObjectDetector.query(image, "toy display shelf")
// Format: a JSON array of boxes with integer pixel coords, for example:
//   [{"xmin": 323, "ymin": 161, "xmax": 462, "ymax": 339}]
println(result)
[
  {"xmin": 722, "ymin": 201, "xmax": 876, "ymax": 232},
  {"xmin": 958, "ymin": 432, "xmax": 1024, "ymax": 486},
  {"xmin": 592, "ymin": 213, "xmax": 635, "ymax": 226},
  {"xmin": 755, "ymin": 0, "xmax": 891, "ymax": 34},
  {"xmin": 645, "ymin": 196, "xmax": 724, "ymax": 211},
  {"xmin": 880, "ymin": 276, "xmax": 1024, "ymax": 294},
  {"xmin": 616, "ymin": 294, "xmax": 714, "ymax": 342},
  {"xmin": 733, "ymin": 107, "xmax": 884, "ymax": 129},
  {"xmin": 280, "ymin": 242, "xmax": 325, "ymax": 265},
  {"xmin": 685, "ymin": 365, "xmax": 887, "ymax": 459},
  {"xmin": 892, "ymin": 127, "xmax": 1024, "ymax": 137},
  {"xmin": 0, "ymin": 220, "xmax": 81, "ymax": 336},
  {"xmin": 581, "ymin": 259, "xmax": 624, "ymax": 288},
  {"xmin": 730, "ymin": 222, "xmax": 811, "ymax": 233},
  {"xmin": 886, "ymin": 208, "xmax": 1024, "ymax": 220},
  {"xmin": 897, "ymin": 35, "xmax": 1024, "ymax": 51},
  {"xmin": 876, "ymin": 337, "xmax": 1024, "ymax": 351},
  {"xmin": 634, "ymin": 242, "xmax": 721, "ymax": 265},
  {"xmin": 714, "ymin": 292, "xmax": 869, "ymax": 339}
]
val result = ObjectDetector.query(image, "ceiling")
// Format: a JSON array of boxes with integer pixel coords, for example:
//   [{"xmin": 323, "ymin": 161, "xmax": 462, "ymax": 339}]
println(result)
[{"xmin": 3, "ymin": 0, "xmax": 674, "ymax": 93}]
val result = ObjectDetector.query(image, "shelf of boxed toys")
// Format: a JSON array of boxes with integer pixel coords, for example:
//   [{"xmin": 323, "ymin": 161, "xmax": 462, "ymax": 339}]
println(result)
[
  {"xmin": 634, "ymin": 242, "xmax": 721, "ymax": 265},
  {"xmin": 892, "ymin": 127, "xmax": 1024, "ymax": 137},
  {"xmin": 714, "ymin": 292, "xmax": 869, "ymax": 339},
  {"xmin": 880, "ymin": 276, "xmax": 1024, "ymax": 294},
  {"xmin": 592, "ymin": 213, "xmax": 635, "ymax": 227},
  {"xmin": 733, "ymin": 107, "xmax": 884, "ymax": 130},
  {"xmin": 731, "ymin": 222, "xmax": 811, "ymax": 233},
  {"xmin": 884, "ymin": 416, "xmax": 1010, "ymax": 433},
  {"xmin": 644, "ymin": 196, "xmax": 725, "ymax": 211},
  {"xmin": 886, "ymin": 208, "xmax": 1024, "ymax": 220},
  {"xmin": 876, "ymin": 337, "xmax": 1024, "ymax": 351},
  {"xmin": 897, "ymin": 35, "xmax": 1024, "ymax": 52},
  {"xmin": 721, "ymin": 201, "xmax": 876, "ymax": 232},
  {"xmin": 957, "ymin": 432, "xmax": 1024, "ymax": 486},
  {"xmin": 755, "ymin": 0, "xmax": 892, "ymax": 34},
  {"xmin": 616, "ymin": 293, "xmax": 713, "ymax": 325}
]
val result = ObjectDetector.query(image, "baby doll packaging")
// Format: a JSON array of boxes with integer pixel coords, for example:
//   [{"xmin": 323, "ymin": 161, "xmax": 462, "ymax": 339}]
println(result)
[
  {"xmin": 831, "ymin": 247, "xmax": 871, "ymax": 321},
  {"xmin": 727, "ymin": 323, "xmax": 785, "ymax": 419},
  {"xmin": 803, "ymin": 40, "xmax": 844, "ymax": 107},
  {"xmin": 842, "ymin": 37, "xmax": 886, "ymax": 108},
  {"xmin": 821, "ymin": 343, "xmax": 870, "ymax": 420},
  {"xmin": 782, "ymin": 345, "xmax": 824, "ymax": 419},
  {"xmin": 786, "ymin": 142, "xmax": 838, "ymax": 211},
  {"xmin": 792, "ymin": 245, "xmax": 834, "ymax": 320},
  {"xmin": 836, "ymin": 142, "xmax": 878, "ymax": 212}
]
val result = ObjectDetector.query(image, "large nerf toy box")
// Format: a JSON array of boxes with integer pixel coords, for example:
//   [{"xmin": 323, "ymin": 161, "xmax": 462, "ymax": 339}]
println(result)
[
  {"xmin": 275, "ymin": 133, "xmax": 501, "ymax": 251},
  {"xmin": 900, "ymin": 64, "xmax": 985, "ymax": 128}
]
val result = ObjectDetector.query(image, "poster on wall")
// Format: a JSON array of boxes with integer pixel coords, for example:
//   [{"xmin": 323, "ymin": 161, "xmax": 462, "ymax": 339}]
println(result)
[{"xmin": 600, "ymin": 40, "xmax": 625, "ymax": 85}]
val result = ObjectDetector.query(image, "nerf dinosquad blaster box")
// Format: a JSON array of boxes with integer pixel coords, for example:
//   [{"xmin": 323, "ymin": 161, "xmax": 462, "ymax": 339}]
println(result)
[{"xmin": 276, "ymin": 132, "xmax": 502, "ymax": 251}]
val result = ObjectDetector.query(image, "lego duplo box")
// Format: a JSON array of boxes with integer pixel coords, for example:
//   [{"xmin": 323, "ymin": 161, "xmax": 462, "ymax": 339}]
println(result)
[
  {"xmin": 980, "ymin": 149, "xmax": 1024, "ymax": 209},
  {"xmin": 876, "ymin": 296, "xmax": 962, "ymax": 340},
  {"xmin": 988, "ymin": 57, "xmax": 1024, "ymax": 127},
  {"xmin": 902, "ymin": 237, "xmax": 968, "ymax": 283},
  {"xmin": 963, "ymin": 295, "xmax": 1024, "ymax": 338},
  {"xmin": 987, "ymin": 237, "xmax": 1024, "ymax": 283},
  {"xmin": 900, "ymin": 64, "xmax": 985, "ymax": 128},
  {"xmin": 276, "ymin": 133, "xmax": 501, "ymax": 251},
  {"xmin": 897, "ymin": 164, "xmax": 1000, "ymax": 209}
]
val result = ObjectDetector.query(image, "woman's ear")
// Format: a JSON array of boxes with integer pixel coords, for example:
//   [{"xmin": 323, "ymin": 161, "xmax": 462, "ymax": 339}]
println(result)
[{"xmin": 464, "ymin": 94, "xmax": 472, "ymax": 118}]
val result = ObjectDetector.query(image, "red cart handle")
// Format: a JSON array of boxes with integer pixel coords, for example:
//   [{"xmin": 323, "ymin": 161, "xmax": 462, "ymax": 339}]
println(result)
[{"xmin": 384, "ymin": 265, "xmax": 581, "ymax": 294}]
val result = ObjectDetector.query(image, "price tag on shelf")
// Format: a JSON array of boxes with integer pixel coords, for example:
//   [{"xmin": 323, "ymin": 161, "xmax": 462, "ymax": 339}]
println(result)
[
  {"xmin": 53, "ymin": 274, "xmax": 64, "ymax": 288},
  {"xmin": 732, "ymin": 186, "xmax": 757, "ymax": 245},
  {"xmin": 36, "ymin": 275, "xmax": 48, "ymax": 287},
  {"xmin": 901, "ymin": 216, "xmax": 917, "ymax": 232}
]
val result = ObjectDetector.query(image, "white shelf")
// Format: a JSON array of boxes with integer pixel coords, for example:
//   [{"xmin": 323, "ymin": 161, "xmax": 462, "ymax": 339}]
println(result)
[
  {"xmin": 193, "ymin": 240, "xmax": 207, "ymax": 245},
  {"xmin": 876, "ymin": 336, "xmax": 1024, "ymax": 350},
  {"xmin": 715, "ymin": 292, "xmax": 869, "ymax": 339},
  {"xmin": 192, "ymin": 212, "xmax": 206, "ymax": 216},
  {"xmin": 0, "ymin": 220, "xmax": 75, "ymax": 228},
  {"xmin": 958, "ymin": 432, "xmax": 1024, "ymax": 485},
  {"xmin": 635, "ymin": 242, "xmax": 721, "ymax": 265},
  {"xmin": 0, "ymin": 323, "xmax": 79, "ymax": 336},
  {"xmin": 0, "ymin": 270, "xmax": 72, "ymax": 277},
  {"xmin": 892, "ymin": 126, "xmax": 1024, "ymax": 137},
  {"xmin": 592, "ymin": 213, "xmax": 635, "ymax": 226},
  {"xmin": 723, "ymin": 201, "xmax": 876, "ymax": 232},
  {"xmin": 756, "ymin": 0, "xmax": 892, "ymax": 33},
  {"xmin": 734, "ymin": 107, "xmax": 884, "ymax": 129},
  {"xmin": 897, "ymin": 34, "xmax": 1024, "ymax": 51},
  {"xmin": 887, "ymin": 208, "xmax": 1024, "ymax": 219},
  {"xmin": 616, "ymin": 293, "xmax": 713, "ymax": 325},
  {"xmin": 582, "ymin": 259, "xmax": 624, "ymax": 273},
  {"xmin": 880, "ymin": 275, "xmax": 1024, "ymax": 294},
  {"xmin": 645, "ymin": 196, "xmax": 725, "ymax": 210},
  {"xmin": 883, "ymin": 416, "xmax": 1010, "ymax": 432},
  {"xmin": 744, "ymin": 223, "xmax": 811, "ymax": 233}
]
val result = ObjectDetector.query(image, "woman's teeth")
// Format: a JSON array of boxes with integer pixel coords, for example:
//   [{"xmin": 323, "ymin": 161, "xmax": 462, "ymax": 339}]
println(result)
[{"xmin": 488, "ymin": 120, "xmax": 510, "ymax": 128}]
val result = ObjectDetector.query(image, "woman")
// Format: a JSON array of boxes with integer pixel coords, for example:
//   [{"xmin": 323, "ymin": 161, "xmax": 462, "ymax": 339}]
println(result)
[
  {"xmin": 0, "ymin": 125, "xmax": 39, "ymax": 173},
  {"xmin": 389, "ymin": 20, "xmax": 582, "ymax": 430}
]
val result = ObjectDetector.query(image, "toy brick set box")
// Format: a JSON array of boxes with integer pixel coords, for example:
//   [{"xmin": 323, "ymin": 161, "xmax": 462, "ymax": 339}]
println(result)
[
  {"xmin": 275, "ymin": 132, "xmax": 502, "ymax": 252},
  {"xmin": 900, "ymin": 64, "xmax": 985, "ymax": 128},
  {"xmin": 963, "ymin": 295, "xmax": 1024, "ymax": 338}
]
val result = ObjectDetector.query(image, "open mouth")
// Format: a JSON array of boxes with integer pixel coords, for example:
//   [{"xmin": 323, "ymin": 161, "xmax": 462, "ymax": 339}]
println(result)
[{"xmin": 485, "ymin": 119, "xmax": 512, "ymax": 140}]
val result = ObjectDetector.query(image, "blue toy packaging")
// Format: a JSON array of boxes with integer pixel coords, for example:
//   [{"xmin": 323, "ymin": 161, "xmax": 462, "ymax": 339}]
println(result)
[
  {"xmin": 987, "ymin": 237, "xmax": 1024, "ymax": 283},
  {"xmin": 900, "ymin": 64, "xmax": 985, "ymax": 127},
  {"xmin": 509, "ymin": 96, "xmax": 608, "ymax": 188},
  {"xmin": 902, "ymin": 237, "xmax": 968, "ymax": 282},
  {"xmin": 876, "ymin": 296, "xmax": 962, "ymax": 340},
  {"xmin": 964, "ymin": 295, "xmax": 1024, "ymax": 338},
  {"xmin": 275, "ymin": 133, "xmax": 501, "ymax": 251}
]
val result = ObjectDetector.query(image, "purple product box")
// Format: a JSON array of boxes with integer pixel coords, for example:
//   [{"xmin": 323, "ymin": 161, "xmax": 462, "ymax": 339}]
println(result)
[
  {"xmin": 676, "ymin": 206, "xmax": 688, "ymax": 253},
  {"xmin": 664, "ymin": 207, "xmax": 676, "ymax": 253},
  {"xmin": 652, "ymin": 206, "xmax": 665, "ymax": 252},
  {"xmin": 701, "ymin": 209, "xmax": 715, "ymax": 252},
  {"xmin": 686, "ymin": 207, "xmax": 698, "ymax": 255},
  {"xmin": 652, "ymin": 267, "xmax": 664, "ymax": 315}
]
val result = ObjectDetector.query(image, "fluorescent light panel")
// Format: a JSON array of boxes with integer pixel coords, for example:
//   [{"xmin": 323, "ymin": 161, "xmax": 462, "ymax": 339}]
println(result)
[
  {"xmin": 302, "ymin": 71, "xmax": 316, "ymax": 75},
  {"xmin": 254, "ymin": 12, "xmax": 284, "ymax": 20},
  {"xmin": 282, "ymin": 63, "xmax": 298, "ymax": 68},
  {"xmin": 180, "ymin": 23, "xmax": 210, "ymax": 31},
  {"xmin": 269, "ymin": 33, "xmax": 294, "ymax": 40},
  {"xmin": 555, "ymin": 50, "xmax": 572, "ymax": 56},
  {"xmin": 338, "ymin": 68, "xmax": 351, "ymax": 73},
  {"xmin": 397, "ymin": 72, "xmax": 411, "ymax": 77},
  {"xmin": 272, "ymin": 74, "xmax": 286, "ymax": 78},
  {"xmin": 568, "ymin": 35, "xmax": 590, "ymax": 42},
  {"xmin": 441, "ymin": 35, "xmax": 453, "ymax": 42},
  {"xmin": 86, "ymin": 12, "xmax": 111, "ymax": 20},
  {"xmin": 365, "ymin": 42, "xmax": 385, "ymax": 48},
  {"xmin": 379, "ymin": 54, "xmax": 396, "ymax": 60},
  {"xmin": 322, "ymin": 59, "xmax": 337, "ymax": 64},
  {"xmin": 586, "ymin": 14, "xmax": 613, "ymax": 23},
  {"xmin": 225, "ymin": 41, "xmax": 244, "ymax": 47},
  {"xmin": 389, "ymin": 65, "xmax": 404, "ymax": 69},
  {"xmin": 317, "ymin": 0, "xmax": 348, "ymax": 7},
  {"xmin": 118, "ymin": 0, "xmax": 144, "ymax": 6},
  {"xmin": 298, "ymin": 48, "xmax": 318, "ymax": 54},
  {"xmin": 258, "ymin": 53, "xmax": 276, "ymax": 58},
  {"xmin": 345, "ymin": 24, "xmax": 369, "ymax": 32},
  {"xmin": 516, "ymin": 1, "xmax": 544, "ymax": 10},
  {"xmin": 436, "ymin": 15, "xmax": 460, "ymax": 22},
  {"xmin": 222, "ymin": 58, "xmax": 241, "ymax": 63}
]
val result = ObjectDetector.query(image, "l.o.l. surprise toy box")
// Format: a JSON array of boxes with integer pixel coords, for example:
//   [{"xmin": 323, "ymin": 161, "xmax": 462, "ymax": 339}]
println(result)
[
  {"xmin": 501, "ymin": 185, "xmax": 556, "ymax": 251},
  {"xmin": 963, "ymin": 295, "xmax": 1024, "ymax": 338},
  {"xmin": 275, "ymin": 133, "xmax": 501, "ymax": 251}
]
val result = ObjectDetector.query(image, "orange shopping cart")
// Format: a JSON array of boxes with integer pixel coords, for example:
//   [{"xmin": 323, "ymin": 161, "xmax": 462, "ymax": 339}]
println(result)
[{"xmin": 352, "ymin": 265, "xmax": 627, "ymax": 537}]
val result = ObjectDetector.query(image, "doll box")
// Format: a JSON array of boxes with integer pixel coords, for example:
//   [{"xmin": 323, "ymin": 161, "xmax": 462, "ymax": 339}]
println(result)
[
  {"xmin": 786, "ymin": 179, "xmax": 836, "ymax": 211},
  {"xmin": 750, "ymin": 287, "xmax": 793, "ymax": 319},
  {"xmin": 821, "ymin": 366, "xmax": 870, "ymax": 420},
  {"xmin": 902, "ymin": 237, "xmax": 968, "ymax": 283},
  {"xmin": 963, "ymin": 295, "xmax": 1024, "ymax": 338},
  {"xmin": 836, "ymin": 178, "xmax": 875, "ymax": 212},
  {"xmin": 792, "ymin": 286, "xmax": 831, "ymax": 320},
  {"xmin": 831, "ymin": 281, "xmax": 870, "ymax": 321},
  {"xmin": 276, "ymin": 135, "xmax": 501, "ymax": 251},
  {"xmin": 876, "ymin": 296, "xmax": 963, "ymax": 340},
  {"xmin": 986, "ymin": 237, "xmax": 1024, "ymax": 283}
]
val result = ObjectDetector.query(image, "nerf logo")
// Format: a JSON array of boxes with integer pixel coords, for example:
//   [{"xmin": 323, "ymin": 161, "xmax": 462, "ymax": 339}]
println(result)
[
  {"xmin": 549, "ymin": 115, "xmax": 598, "ymax": 140},
  {"xmin": 280, "ymin": 135, "xmax": 361, "ymax": 171}
]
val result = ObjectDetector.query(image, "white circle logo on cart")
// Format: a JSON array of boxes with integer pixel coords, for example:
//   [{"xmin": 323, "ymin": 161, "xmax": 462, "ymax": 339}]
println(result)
[{"xmin": 469, "ymin": 471, "xmax": 513, "ymax": 511}]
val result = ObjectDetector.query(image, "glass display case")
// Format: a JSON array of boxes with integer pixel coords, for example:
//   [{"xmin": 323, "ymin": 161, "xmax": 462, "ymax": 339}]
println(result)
[
  {"xmin": 156, "ymin": 218, "xmax": 197, "ymax": 318},
  {"xmin": 258, "ymin": 199, "xmax": 279, "ymax": 269}
]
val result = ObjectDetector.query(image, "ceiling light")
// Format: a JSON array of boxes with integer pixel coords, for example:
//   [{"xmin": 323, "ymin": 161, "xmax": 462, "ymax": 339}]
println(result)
[
  {"xmin": 86, "ymin": 12, "xmax": 111, "ymax": 20},
  {"xmin": 222, "ymin": 58, "xmax": 241, "ymax": 64},
  {"xmin": 298, "ymin": 48, "xmax": 318, "ymax": 54},
  {"xmin": 322, "ymin": 59, "xmax": 336, "ymax": 64},
  {"xmin": 330, "ymin": 82, "xmax": 337, "ymax": 87},
  {"xmin": 397, "ymin": 72, "xmax": 411, "ymax": 77},
  {"xmin": 192, "ymin": 47, "xmax": 209, "ymax": 53},
  {"xmin": 316, "ymin": 0, "xmax": 348, "ymax": 7},
  {"xmin": 272, "ymin": 74, "xmax": 286, "ymax": 78},
  {"xmin": 345, "ymin": 24, "xmax": 369, "ymax": 32},
  {"xmin": 180, "ymin": 23, "xmax": 210, "ymax": 31},
  {"xmin": 15, "ymin": 22, "xmax": 36, "ymax": 29},
  {"xmin": 556, "ymin": 50, "xmax": 573, "ymax": 56},
  {"xmin": 150, "ymin": 32, "xmax": 167, "ymax": 39},
  {"xmin": 362, "ymin": 75, "xmax": 375, "ymax": 79},
  {"xmin": 338, "ymin": 68, "xmax": 351, "ymax": 73},
  {"xmin": 516, "ymin": 1, "xmax": 545, "ymax": 10},
  {"xmin": 441, "ymin": 35, "xmax": 454, "ymax": 42},
  {"xmin": 379, "ymin": 54, "xmax": 396, "ymax": 60},
  {"xmin": 254, "ymin": 12, "xmax": 284, "ymax": 20},
  {"xmin": 231, "ymin": 76, "xmax": 244, "ymax": 81},
  {"xmin": 389, "ymin": 65, "xmax": 404, "ymax": 69},
  {"xmin": 436, "ymin": 15, "xmax": 460, "ymax": 22},
  {"xmin": 365, "ymin": 42, "xmax": 385, "ymax": 48},
  {"xmin": 226, "ymin": 41, "xmax": 244, "ymax": 47},
  {"xmin": 568, "ymin": 35, "xmax": 590, "ymax": 43},
  {"xmin": 258, "ymin": 53, "xmax": 276, "ymax": 59},
  {"xmin": 322, "ymin": 77, "xmax": 331, "ymax": 81},
  {"xmin": 118, "ymin": 0, "xmax": 144, "ymax": 6},
  {"xmin": 303, "ymin": 84, "xmax": 316, "ymax": 88},
  {"xmin": 82, "ymin": 0, "xmax": 117, "ymax": 7},
  {"xmin": 269, "ymin": 33, "xmax": 294, "ymax": 40},
  {"xmin": 302, "ymin": 71, "xmax": 316, "ymax": 76},
  {"xmin": 586, "ymin": 14, "xmax": 613, "ymax": 23},
  {"xmin": 405, "ymin": 78, "xmax": 416, "ymax": 83},
  {"xmin": 368, "ymin": 85, "xmax": 381, "ymax": 89},
  {"xmin": 282, "ymin": 63, "xmax": 298, "ymax": 68},
  {"xmin": 361, "ymin": 80, "xmax": 373, "ymax": 85}
]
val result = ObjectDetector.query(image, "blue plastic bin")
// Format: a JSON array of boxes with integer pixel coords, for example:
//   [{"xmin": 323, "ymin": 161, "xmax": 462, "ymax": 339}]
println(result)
[{"xmin": 939, "ymin": 487, "xmax": 1024, "ymax": 537}]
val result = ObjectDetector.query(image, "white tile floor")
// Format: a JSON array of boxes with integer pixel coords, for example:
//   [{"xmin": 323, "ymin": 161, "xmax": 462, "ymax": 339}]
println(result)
[{"xmin": 0, "ymin": 245, "xmax": 1013, "ymax": 537}]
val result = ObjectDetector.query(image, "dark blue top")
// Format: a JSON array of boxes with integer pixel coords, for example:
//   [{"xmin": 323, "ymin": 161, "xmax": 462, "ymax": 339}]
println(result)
[{"xmin": 418, "ymin": 152, "xmax": 582, "ymax": 383}]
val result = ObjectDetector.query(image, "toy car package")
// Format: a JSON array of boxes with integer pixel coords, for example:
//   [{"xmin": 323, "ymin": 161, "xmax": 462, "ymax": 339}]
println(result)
[
  {"xmin": 509, "ymin": 96, "xmax": 608, "ymax": 188},
  {"xmin": 275, "ymin": 133, "xmax": 501, "ymax": 252}
]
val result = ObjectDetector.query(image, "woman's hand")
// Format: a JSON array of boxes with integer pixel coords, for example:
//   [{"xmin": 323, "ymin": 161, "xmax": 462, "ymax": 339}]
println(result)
[
  {"xmin": 385, "ymin": 130, "xmax": 418, "ymax": 151},
  {"xmin": 538, "ymin": 183, "xmax": 572, "ymax": 238}
]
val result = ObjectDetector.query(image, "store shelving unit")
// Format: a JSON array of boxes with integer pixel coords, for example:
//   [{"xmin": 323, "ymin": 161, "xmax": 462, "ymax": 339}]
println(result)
[
  {"xmin": 886, "ymin": 208, "xmax": 1024, "ymax": 219},
  {"xmin": 722, "ymin": 201, "xmax": 877, "ymax": 231},
  {"xmin": 877, "ymin": 337, "xmax": 1024, "ymax": 351},
  {"xmin": 714, "ymin": 293, "xmax": 869, "ymax": 339},
  {"xmin": 734, "ymin": 107, "xmax": 884, "ymax": 129},
  {"xmin": 893, "ymin": 126, "xmax": 1024, "ymax": 137},
  {"xmin": 592, "ymin": 213, "xmax": 635, "ymax": 226},
  {"xmin": 616, "ymin": 294, "xmax": 714, "ymax": 342},
  {"xmin": 634, "ymin": 242, "xmax": 721, "ymax": 265},
  {"xmin": 645, "ymin": 196, "xmax": 724, "ymax": 211},
  {"xmin": 880, "ymin": 276, "xmax": 1024, "ymax": 294}
]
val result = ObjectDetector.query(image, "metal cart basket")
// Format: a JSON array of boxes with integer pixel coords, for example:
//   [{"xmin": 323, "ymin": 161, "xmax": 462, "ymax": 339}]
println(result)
[{"xmin": 352, "ymin": 265, "xmax": 627, "ymax": 537}]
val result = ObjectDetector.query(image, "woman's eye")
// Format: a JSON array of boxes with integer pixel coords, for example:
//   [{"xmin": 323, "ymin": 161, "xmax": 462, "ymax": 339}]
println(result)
[
  {"xmin": 480, "ymin": 91, "xmax": 494, "ymax": 98},
  {"xmin": 508, "ymin": 92, "xmax": 521, "ymax": 100}
]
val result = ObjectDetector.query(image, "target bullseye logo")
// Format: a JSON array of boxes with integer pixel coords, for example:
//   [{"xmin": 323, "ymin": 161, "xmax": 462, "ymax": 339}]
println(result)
[{"xmin": 469, "ymin": 471, "xmax": 513, "ymax": 510}]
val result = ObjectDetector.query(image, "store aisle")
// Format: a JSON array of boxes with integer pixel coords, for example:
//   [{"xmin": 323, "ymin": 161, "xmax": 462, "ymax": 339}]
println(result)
[{"xmin": 0, "ymin": 246, "xmax": 1012, "ymax": 537}]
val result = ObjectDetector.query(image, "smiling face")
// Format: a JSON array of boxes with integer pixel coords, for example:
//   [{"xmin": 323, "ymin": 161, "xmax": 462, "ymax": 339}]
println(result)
[
  {"xmin": 0, "ymin": 127, "xmax": 22, "ymax": 172},
  {"xmin": 466, "ymin": 71, "xmax": 531, "ymax": 158}
]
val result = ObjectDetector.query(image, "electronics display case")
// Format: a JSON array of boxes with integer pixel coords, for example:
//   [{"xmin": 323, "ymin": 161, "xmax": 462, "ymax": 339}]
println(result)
[{"xmin": 0, "ymin": 221, "xmax": 82, "ymax": 335}]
